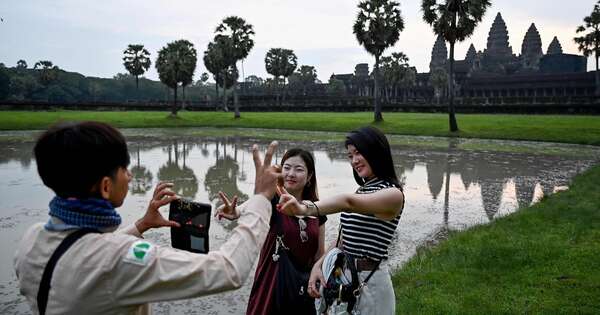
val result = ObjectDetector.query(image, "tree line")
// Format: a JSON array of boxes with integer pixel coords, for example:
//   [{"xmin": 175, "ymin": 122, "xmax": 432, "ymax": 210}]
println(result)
[{"xmin": 2, "ymin": 0, "xmax": 599, "ymax": 130}]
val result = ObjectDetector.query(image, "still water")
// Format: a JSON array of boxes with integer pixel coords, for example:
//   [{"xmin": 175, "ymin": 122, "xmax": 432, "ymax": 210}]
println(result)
[{"xmin": 1, "ymin": 128, "xmax": 599, "ymax": 314}]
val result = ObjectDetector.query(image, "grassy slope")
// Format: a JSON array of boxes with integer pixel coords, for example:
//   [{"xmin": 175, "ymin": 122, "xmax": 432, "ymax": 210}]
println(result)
[
  {"xmin": 0, "ymin": 111, "xmax": 599, "ymax": 145},
  {"xmin": 393, "ymin": 165, "xmax": 600, "ymax": 314}
]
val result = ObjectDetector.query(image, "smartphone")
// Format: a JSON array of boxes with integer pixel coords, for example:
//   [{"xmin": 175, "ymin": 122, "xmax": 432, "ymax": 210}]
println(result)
[{"xmin": 169, "ymin": 199, "xmax": 212, "ymax": 254}]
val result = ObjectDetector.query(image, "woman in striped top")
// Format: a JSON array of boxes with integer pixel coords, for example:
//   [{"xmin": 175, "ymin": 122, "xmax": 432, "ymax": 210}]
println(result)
[{"xmin": 278, "ymin": 126, "xmax": 404, "ymax": 315}]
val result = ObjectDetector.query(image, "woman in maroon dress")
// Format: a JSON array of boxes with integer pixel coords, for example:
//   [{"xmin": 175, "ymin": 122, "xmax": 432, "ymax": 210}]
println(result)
[{"xmin": 216, "ymin": 148, "xmax": 326, "ymax": 315}]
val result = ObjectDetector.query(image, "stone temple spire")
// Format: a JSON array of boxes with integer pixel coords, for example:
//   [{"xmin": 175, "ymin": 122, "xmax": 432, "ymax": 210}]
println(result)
[
  {"xmin": 485, "ymin": 12, "xmax": 513, "ymax": 58},
  {"xmin": 430, "ymin": 35, "xmax": 448, "ymax": 70},
  {"xmin": 465, "ymin": 44, "xmax": 477, "ymax": 63},
  {"xmin": 547, "ymin": 36, "xmax": 563, "ymax": 54},
  {"xmin": 521, "ymin": 23, "xmax": 543, "ymax": 69}
]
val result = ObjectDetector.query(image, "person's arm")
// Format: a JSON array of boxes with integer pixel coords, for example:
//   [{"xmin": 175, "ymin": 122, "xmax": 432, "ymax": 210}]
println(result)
[
  {"xmin": 110, "ymin": 141, "xmax": 282, "ymax": 304},
  {"xmin": 279, "ymin": 187, "xmax": 404, "ymax": 220},
  {"xmin": 110, "ymin": 194, "xmax": 273, "ymax": 305},
  {"xmin": 308, "ymin": 230, "xmax": 342, "ymax": 298}
]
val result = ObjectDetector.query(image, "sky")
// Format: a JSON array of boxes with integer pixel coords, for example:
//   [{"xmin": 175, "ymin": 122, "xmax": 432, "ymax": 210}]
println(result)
[{"xmin": 0, "ymin": 0, "xmax": 596, "ymax": 83}]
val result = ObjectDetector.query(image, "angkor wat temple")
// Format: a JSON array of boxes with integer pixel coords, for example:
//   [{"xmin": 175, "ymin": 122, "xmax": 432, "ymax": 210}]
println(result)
[{"xmin": 332, "ymin": 13, "xmax": 597, "ymax": 108}]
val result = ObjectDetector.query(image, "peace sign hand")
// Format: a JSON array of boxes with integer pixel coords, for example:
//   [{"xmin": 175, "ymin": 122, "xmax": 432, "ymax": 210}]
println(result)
[
  {"xmin": 253, "ymin": 141, "xmax": 282, "ymax": 200},
  {"xmin": 276, "ymin": 185, "xmax": 310, "ymax": 217},
  {"xmin": 215, "ymin": 191, "xmax": 240, "ymax": 221}
]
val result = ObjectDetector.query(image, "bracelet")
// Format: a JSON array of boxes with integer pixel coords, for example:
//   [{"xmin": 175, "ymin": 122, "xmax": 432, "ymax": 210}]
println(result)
[
  {"xmin": 302, "ymin": 200, "xmax": 320, "ymax": 217},
  {"xmin": 311, "ymin": 200, "xmax": 321, "ymax": 217}
]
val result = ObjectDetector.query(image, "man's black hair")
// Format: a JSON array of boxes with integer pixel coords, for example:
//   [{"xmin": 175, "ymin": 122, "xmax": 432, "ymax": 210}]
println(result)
[
  {"xmin": 344, "ymin": 126, "xmax": 401, "ymax": 189},
  {"xmin": 34, "ymin": 121, "xmax": 130, "ymax": 198}
]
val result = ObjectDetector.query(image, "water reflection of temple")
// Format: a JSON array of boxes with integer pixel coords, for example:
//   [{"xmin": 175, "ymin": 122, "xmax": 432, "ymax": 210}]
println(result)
[{"xmin": 424, "ymin": 149, "xmax": 572, "ymax": 221}]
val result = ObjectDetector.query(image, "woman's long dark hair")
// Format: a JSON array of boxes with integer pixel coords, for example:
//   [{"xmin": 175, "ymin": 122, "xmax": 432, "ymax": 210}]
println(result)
[
  {"xmin": 344, "ymin": 126, "xmax": 400, "ymax": 189},
  {"xmin": 281, "ymin": 148, "xmax": 319, "ymax": 201}
]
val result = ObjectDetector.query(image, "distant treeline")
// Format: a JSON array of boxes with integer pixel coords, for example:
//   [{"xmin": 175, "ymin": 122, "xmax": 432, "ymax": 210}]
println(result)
[{"xmin": 0, "ymin": 65, "xmax": 214, "ymax": 103}]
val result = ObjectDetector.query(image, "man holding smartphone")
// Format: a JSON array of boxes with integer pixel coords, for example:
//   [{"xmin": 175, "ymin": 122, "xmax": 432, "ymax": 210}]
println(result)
[{"xmin": 14, "ymin": 121, "xmax": 281, "ymax": 314}]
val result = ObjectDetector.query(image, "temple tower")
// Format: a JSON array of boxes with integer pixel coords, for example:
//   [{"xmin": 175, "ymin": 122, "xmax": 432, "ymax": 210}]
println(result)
[
  {"xmin": 485, "ymin": 13, "xmax": 513, "ymax": 58},
  {"xmin": 430, "ymin": 35, "xmax": 448, "ymax": 70},
  {"xmin": 465, "ymin": 44, "xmax": 477, "ymax": 64},
  {"xmin": 521, "ymin": 23, "xmax": 543, "ymax": 70},
  {"xmin": 547, "ymin": 36, "xmax": 563, "ymax": 55}
]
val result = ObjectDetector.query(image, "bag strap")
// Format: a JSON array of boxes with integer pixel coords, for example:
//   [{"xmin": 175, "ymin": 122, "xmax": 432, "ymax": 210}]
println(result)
[
  {"xmin": 362, "ymin": 259, "xmax": 382, "ymax": 284},
  {"xmin": 37, "ymin": 228, "xmax": 99, "ymax": 315}
]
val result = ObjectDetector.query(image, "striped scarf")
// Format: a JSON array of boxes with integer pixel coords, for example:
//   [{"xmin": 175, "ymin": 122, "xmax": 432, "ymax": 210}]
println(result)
[{"xmin": 47, "ymin": 196, "xmax": 121, "ymax": 230}]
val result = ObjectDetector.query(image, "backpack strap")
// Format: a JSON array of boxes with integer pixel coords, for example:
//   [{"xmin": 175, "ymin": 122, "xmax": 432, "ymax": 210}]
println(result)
[{"xmin": 37, "ymin": 228, "xmax": 99, "ymax": 315}]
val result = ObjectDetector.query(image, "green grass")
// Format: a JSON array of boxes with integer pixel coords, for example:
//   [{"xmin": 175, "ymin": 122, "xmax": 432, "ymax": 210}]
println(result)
[
  {"xmin": 1, "ymin": 111, "xmax": 600, "ymax": 145},
  {"xmin": 392, "ymin": 165, "xmax": 600, "ymax": 314}
]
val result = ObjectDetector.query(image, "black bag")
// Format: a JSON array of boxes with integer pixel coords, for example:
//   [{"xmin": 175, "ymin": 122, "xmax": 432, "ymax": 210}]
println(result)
[
  {"xmin": 169, "ymin": 199, "xmax": 212, "ymax": 254},
  {"xmin": 322, "ymin": 251, "xmax": 360, "ymax": 312},
  {"xmin": 272, "ymin": 212, "xmax": 314, "ymax": 313},
  {"xmin": 321, "ymin": 229, "xmax": 381, "ymax": 313}
]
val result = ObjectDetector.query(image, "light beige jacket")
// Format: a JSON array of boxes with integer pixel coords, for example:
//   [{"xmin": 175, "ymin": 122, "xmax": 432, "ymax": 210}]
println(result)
[{"xmin": 14, "ymin": 194, "xmax": 272, "ymax": 315}]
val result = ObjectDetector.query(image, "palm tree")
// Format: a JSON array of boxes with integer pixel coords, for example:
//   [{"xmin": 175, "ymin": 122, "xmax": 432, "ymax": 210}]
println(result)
[
  {"xmin": 380, "ymin": 52, "xmax": 409, "ymax": 101},
  {"xmin": 204, "ymin": 36, "xmax": 236, "ymax": 111},
  {"xmin": 199, "ymin": 72, "xmax": 210, "ymax": 85},
  {"xmin": 216, "ymin": 66, "xmax": 239, "ymax": 110},
  {"xmin": 574, "ymin": 1, "xmax": 600, "ymax": 96},
  {"xmin": 204, "ymin": 40, "xmax": 228, "ymax": 110},
  {"xmin": 265, "ymin": 48, "xmax": 297, "ymax": 103},
  {"xmin": 155, "ymin": 40, "xmax": 197, "ymax": 116},
  {"xmin": 215, "ymin": 16, "xmax": 255, "ymax": 118},
  {"xmin": 429, "ymin": 67, "xmax": 449, "ymax": 104},
  {"xmin": 422, "ymin": 0, "xmax": 491, "ymax": 132},
  {"xmin": 296, "ymin": 65, "xmax": 318, "ymax": 95},
  {"xmin": 353, "ymin": 0, "xmax": 405, "ymax": 122},
  {"xmin": 34, "ymin": 60, "xmax": 59, "ymax": 86},
  {"xmin": 122, "ymin": 44, "xmax": 151, "ymax": 92},
  {"xmin": 16, "ymin": 59, "xmax": 27, "ymax": 69}
]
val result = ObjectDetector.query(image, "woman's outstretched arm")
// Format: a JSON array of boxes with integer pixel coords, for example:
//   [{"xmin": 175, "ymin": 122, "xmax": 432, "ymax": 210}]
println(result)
[{"xmin": 278, "ymin": 187, "xmax": 404, "ymax": 220}]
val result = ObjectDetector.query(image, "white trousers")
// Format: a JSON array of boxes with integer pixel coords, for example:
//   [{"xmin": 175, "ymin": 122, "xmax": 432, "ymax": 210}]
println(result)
[{"xmin": 325, "ymin": 264, "xmax": 395, "ymax": 315}]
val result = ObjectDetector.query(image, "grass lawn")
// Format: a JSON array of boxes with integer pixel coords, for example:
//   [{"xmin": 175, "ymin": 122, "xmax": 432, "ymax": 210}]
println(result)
[
  {"xmin": 392, "ymin": 164, "xmax": 600, "ymax": 314},
  {"xmin": 0, "ymin": 111, "xmax": 599, "ymax": 145}
]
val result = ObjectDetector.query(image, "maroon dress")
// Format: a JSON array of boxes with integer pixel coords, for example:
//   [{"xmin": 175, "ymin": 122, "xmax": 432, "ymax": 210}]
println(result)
[{"xmin": 246, "ymin": 200, "xmax": 326, "ymax": 315}]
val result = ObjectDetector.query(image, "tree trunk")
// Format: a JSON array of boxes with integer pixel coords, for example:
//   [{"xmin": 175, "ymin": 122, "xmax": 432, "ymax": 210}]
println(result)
[
  {"xmin": 222, "ymin": 70, "xmax": 229, "ymax": 112},
  {"xmin": 182, "ymin": 85, "xmax": 186, "ymax": 110},
  {"xmin": 373, "ymin": 55, "xmax": 383, "ymax": 122},
  {"xmin": 172, "ymin": 85, "xmax": 178, "ymax": 116},
  {"xmin": 241, "ymin": 59, "xmax": 245, "ymax": 95},
  {"xmin": 233, "ymin": 74, "xmax": 240, "ymax": 119},
  {"xmin": 448, "ymin": 14, "xmax": 459, "ymax": 132},
  {"xmin": 596, "ymin": 53, "xmax": 600, "ymax": 96},
  {"xmin": 215, "ymin": 83, "xmax": 219, "ymax": 109},
  {"xmin": 222, "ymin": 88, "xmax": 228, "ymax": 111},
  {"xmin": 135, "ymin": 75, "xmax": 139, "ymax": 100},
  {"xmin": 282, "ymin": 77, "xmax": 286, "ymax": 103}
]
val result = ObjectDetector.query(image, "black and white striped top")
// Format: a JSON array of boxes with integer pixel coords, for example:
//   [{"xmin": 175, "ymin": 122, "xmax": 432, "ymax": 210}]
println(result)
[{"xmin": 340, "ymin": 178, "xmax": 402, "ymax": 261}]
